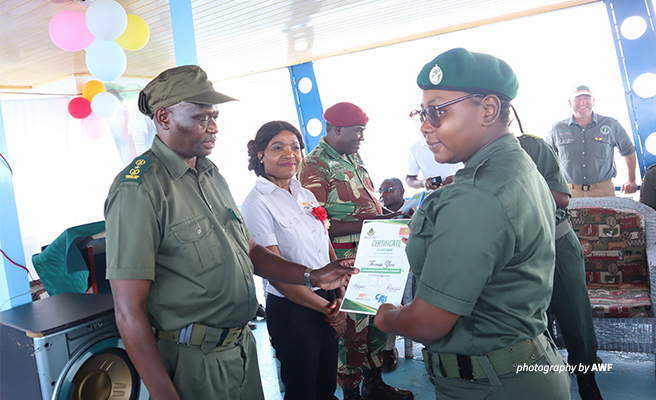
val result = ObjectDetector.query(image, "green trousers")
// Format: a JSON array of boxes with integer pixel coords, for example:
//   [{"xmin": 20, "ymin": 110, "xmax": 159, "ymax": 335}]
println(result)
[
  {"xmin": 158, "ymin": 327, "xmax": 264, "ymax": 400},
  {"xmin": 432, "ymin": 336, "xmax": 571, "ymax": 399},
  {"xmin": 551, "ymin": 228, "xmax": 599, "ymax": 370}
]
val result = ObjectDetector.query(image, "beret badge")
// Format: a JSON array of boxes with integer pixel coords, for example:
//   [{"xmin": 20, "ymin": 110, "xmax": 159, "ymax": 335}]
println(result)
[{"xmin": 429, "ymin": 64, "xmax": 443, "ymax": 85}]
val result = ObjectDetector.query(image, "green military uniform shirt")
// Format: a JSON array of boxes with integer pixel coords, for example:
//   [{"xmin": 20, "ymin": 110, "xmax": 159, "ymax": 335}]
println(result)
[
  {"xmin": 518, "ymin": 134, "xmax": 599, "ymax": 370},
  {"xmin": 105, "ymin": 135, "xmax": 258, "ymax": 332},
  {"xmin": 517, "ymin": 134, "xmax": 571, "ymax": 224},
  {"xmin": 406, "ymin": 134, "xmax": 556, "ymax": 355},
  {"xmin": 297, "ymin": 136, "xmax": 382, "ymax": 248}
]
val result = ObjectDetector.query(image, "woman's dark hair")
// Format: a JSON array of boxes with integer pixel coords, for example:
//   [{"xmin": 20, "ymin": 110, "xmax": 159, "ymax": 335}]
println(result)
[
  {"xmin": 247, "ymin": 120, "xmax": 305, "ymax": 177},
  {"xmin": 499, "ymin": 99, "xmax": 511, "ymax": 125}
]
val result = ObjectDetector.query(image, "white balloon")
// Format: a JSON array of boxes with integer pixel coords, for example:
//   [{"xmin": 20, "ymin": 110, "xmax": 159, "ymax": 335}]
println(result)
[
  {"xmin": 91, "ymin": 92, "xmax": 119, "ymax": 118},
  {"xmin": 85, "ymin": 39, "xmax": 127, "ymax": 81},
  {"xmin": 85, "ymin": 0, "xmax": 128, "ymax": 40}
]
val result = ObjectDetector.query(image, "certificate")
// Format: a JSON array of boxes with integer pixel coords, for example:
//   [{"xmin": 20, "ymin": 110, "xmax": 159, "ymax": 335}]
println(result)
[{"xmin": 340, "ymin": 219, "xmax": 412, "ymax": 315}]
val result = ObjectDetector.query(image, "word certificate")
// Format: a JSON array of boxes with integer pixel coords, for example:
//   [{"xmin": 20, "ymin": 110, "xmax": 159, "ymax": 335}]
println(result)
[{"xmin": 340, "ymin": 220, "xmax": 411, "ymax": 315}]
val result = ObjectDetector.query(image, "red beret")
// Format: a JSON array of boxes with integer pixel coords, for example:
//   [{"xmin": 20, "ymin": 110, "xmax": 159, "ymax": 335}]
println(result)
[{"xmin": 323, "ymin": 102, "xmax": 369, "ymax": 127}]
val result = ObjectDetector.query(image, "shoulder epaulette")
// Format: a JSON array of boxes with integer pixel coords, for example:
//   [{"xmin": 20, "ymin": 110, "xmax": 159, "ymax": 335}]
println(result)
[
  {"xmin": 518, "ymin": 133, "xmax": 542, "ymax": 141},
  {"xmin": 121, "ymin": 155, "xmax": 152, "ymax": 183}
]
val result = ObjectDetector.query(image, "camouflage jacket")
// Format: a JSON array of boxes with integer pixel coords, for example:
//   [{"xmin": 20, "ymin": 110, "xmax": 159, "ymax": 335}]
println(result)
[{"xmin": 297, "ymin": 136, "xmax": 382, "ymax": 245}]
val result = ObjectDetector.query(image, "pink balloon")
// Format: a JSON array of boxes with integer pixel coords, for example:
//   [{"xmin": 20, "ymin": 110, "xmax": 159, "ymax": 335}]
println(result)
[
  {"xmin": 82, "ymin": 113, "xmax": 107, "ymax": 139},
  {"xmin": 49, "ymin": 10, "xmax": 94, "ymax": 52}
]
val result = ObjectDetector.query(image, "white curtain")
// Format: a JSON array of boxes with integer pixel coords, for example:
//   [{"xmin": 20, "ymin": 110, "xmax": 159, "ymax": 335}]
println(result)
[{"xmin": 2, "ymin": 97, "xmax": 126, "ymax": 278}]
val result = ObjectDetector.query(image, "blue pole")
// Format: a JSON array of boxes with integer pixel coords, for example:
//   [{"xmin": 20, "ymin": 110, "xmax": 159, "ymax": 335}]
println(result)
[
  {"xmin": 289, "ymin": 62, "xmax": 325, "ymax": 152},
  {"xmin": 0, "ymin": 101, "xmax": 31, "ymax": 310},
  {"xmin": 605, "ymin": 0, "xmax": 656, "ymax": 175},
  {"xmin": 168, "ymin": 0, "xmax": 198, "ymax": 66}
]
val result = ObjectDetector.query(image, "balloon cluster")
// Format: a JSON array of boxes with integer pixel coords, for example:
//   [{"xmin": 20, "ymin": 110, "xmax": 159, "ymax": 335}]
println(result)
[
  {"xmin": 49, "ymin": 0, "xmax": 150, "ymax": 137},
  {"xmin": 67, "ymin": 80, "xmax": 120, "ymax": 138}
]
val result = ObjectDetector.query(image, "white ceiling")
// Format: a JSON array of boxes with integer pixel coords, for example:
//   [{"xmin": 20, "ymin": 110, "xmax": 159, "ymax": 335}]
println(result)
[{"xmin": 0, "ymin": 0, "xmax": 596, "ymax": 91}]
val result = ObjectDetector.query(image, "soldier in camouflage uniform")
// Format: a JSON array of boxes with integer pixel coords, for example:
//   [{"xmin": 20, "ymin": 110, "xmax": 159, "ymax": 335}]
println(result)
[{"xmin": 298, "ymin": 102, "xmax": 414, "ymax": 400}]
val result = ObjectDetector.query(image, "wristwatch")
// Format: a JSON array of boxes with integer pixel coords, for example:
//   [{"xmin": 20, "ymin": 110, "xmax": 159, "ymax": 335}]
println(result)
[{"xmin": 304, "ymin": 267, "xmax": 315, "ymax": 289}]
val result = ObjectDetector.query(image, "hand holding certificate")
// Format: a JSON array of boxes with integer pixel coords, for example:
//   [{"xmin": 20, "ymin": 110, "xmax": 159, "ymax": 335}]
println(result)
[{"xmin": 340, "ymin": 220, "xmax": 412, "ymax": 314}]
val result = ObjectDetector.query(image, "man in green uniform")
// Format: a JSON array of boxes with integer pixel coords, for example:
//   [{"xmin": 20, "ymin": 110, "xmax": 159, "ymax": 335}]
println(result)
[
  {"xmin": 517, "ymin": 134, "xmax": 603, "ymax": 400},
  {"xmin": 297, "ymin": 102, "xmax": 413, "ymax": 400},
  {"xmin": 105, "ymin": 65, "xmax": 356, "ymax": 400},
  {"xmin": 374, "ymin": 48, "xmax": 571, "ymax": 399}
]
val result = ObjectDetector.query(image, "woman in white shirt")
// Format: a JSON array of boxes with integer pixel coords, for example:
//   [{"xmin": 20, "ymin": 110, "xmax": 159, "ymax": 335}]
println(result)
[{"xmin": 241, "ymin": 121, "xmax": 346, "ymax": 400}]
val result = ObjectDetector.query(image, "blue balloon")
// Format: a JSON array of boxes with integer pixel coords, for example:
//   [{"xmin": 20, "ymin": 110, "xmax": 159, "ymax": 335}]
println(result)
[{"xmin": 85, "ymin": 39, "xmax": 127, "ymax": 82}]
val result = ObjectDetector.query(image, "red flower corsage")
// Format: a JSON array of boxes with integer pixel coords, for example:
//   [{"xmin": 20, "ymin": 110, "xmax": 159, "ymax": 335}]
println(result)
[{"xmin": 312, "ymin": 206, "xmax": 330, "ymax": 233}]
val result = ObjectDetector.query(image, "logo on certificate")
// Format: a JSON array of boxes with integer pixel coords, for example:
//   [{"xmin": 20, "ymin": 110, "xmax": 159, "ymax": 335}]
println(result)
[{"xmin": 375, "ymin": 294, "xmax": 388, "ymax": 304}]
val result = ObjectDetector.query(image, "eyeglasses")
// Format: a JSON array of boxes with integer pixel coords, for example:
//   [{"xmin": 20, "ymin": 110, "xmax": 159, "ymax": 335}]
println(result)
[
  {"xmin": 379, "ymin": 187, "xmax": 400, "ymax": 194},
  {"xmin": 409, "ymin": 94, "xmax": 482, "ymax": 129}
]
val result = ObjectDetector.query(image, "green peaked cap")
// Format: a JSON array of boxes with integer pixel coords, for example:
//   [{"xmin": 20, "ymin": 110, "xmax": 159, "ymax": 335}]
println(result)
[{"xmin": 416, "ymin": 48, "xmax": 518, "ymax": 101}]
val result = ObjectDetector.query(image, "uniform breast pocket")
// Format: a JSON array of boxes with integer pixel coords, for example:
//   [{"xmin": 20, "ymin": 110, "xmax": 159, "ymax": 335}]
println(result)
[
  {"xmin": 171, "ymin": 215, "xmax": 225, "ymax": 275},
  {"xmin": 276, "ymin": 216, "xmax": 302, "ymax": 245},
  {"xmin": 592, "ymin": 136, "xmax": 612, "ymax": 159},
  {"xmin": 554, "ymin": 132, "xmax": 575, "ymax": 159},
  {"xmin": 555, "ymin": 132, "xmax": 575, "ymax": 147},
  {"xmin": 278, "ymin": 216, "xmax": 300, "ymax": 228},
  {"xmin": 332, "ymin": 170, "xmax": 358, "ymax": 201}
]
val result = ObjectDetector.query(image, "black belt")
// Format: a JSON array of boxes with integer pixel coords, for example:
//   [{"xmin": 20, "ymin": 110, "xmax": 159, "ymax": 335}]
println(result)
[{"xmin": 423, "ymin": 335, "xmax": 548, "ymax": 380}]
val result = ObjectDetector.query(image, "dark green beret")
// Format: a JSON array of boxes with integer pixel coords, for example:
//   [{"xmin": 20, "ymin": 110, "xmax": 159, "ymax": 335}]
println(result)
[{"xmin": 416, "ymin": 48, "xmax": 518, "ymax": 101}]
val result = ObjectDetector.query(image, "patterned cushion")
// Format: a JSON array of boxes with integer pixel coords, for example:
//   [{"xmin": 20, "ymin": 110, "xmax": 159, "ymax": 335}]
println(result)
[
  {"xmin": 570, "ymin": 207, "xmax": 653, "ymax": 318},
  {"xmin": 570, "ymin": 208, "xmax": 648, "ymax": 284},
  {"xmin": 587, "ymin": 283, "xmax": 653, "ymax": 318}
]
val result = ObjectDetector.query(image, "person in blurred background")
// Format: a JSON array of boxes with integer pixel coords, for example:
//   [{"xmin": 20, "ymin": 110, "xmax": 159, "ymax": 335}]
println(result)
[
  {"xmin": 518, "ymin": 133, "xmax": 602, "ymax": 400},
  {"xmin": 546, "ymin": 85, "xmax": 637, "ymax": 198},
  {"xmin": 379, "ymin": 178, "xmax": 406, "ymax": 213},
  {"xmin": 406, "ymin": 135, "xmax": 462, "ymax": 191},
  {"xmin": 640, "ymin": 164, "xmax": 656, "ymax": 210}
]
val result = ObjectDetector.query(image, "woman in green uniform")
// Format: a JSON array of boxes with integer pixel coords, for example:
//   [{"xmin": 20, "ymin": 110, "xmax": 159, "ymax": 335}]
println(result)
[{"xmin": 374, "ymin": 48, "xmax": 571, "ymax": 399}]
